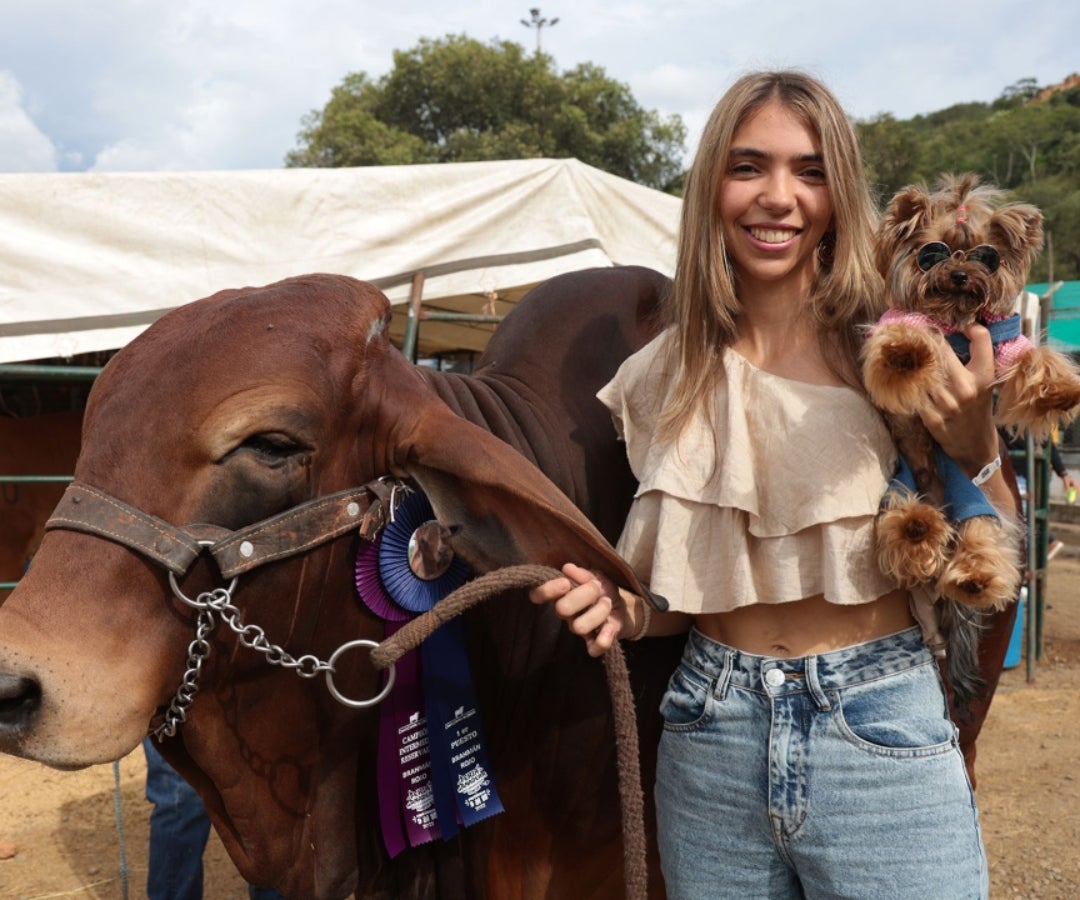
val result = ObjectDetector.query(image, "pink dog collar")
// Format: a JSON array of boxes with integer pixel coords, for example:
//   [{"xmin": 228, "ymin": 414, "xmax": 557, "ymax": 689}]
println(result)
[{"xmin": 873, "ymin": 309, "xmax": 1032, "ymax": 374}]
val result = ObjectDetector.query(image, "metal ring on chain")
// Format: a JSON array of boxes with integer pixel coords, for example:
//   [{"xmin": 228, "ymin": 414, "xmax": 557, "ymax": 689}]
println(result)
[
  {"xmin": 324, "ymin": 639, "xmax": 396, "ymax": 708},
  {"xmin": 167, "ymin": 540, "xmax": 238, "ymax": 607}
]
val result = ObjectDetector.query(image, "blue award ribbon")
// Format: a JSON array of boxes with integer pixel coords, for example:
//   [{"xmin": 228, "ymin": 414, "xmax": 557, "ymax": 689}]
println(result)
[{"xmin": 421, "ymin": 619, "xmax": 504, "ymax": 837}]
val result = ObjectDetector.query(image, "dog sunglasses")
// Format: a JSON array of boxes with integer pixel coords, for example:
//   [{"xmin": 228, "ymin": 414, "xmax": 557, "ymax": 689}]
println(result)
[{"xmin": 915, "ymin": 241, "xmax": 1001, "ymax": 273}]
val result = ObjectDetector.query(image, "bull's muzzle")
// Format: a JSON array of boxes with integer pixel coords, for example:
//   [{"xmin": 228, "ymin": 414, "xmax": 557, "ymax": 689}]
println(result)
[{"xmin": 0, "ymin": 672, "xmax": 41, "ymax": 737}]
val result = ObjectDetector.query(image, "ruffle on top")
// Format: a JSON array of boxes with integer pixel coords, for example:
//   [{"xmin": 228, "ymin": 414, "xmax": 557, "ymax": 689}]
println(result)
[{"xmin": 597, "ymin": 329, "xmax": 900, "ymax": 615}]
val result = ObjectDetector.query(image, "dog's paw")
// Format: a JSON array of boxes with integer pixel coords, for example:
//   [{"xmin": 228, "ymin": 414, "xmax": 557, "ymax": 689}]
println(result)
[
  {"xmin": 861, "ymin": 325, "xmax": 944, "ymax": 415},
  {"xmin": 936, "ymin": 517, "xmax": 1022, "ymax": 610},
  {"xmin": 874, "ymin": 494, "xmax": 952, "ymax": 584},
  {"xmin": 998, "ymin": 347, "xmax": 1080, "ymax": 441}
]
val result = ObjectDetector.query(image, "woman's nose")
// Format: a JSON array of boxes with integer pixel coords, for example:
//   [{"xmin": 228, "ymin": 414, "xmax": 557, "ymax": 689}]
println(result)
[{"xmin": 758, "ymin": 172, "xmax": 796, "ymax": 211}]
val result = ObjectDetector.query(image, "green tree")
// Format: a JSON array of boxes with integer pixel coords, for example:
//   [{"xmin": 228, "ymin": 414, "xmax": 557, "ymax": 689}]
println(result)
[
  {"xmin": 856, "ymin": 113, "xmax": 921, "ymax": 204},
  {"xmin": 1020, "ymin": 176, "xmax": 1080, "ymax": 283},
  {"xmin": 993, "ymin": 77, "xmax": 1041, "ymax": 110},
  {"xmin": 285, "ymin": 35, "xmax": 686, "ymax": 193}
]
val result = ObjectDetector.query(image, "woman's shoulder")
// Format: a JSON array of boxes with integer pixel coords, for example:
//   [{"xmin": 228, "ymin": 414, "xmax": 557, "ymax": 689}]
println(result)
[
  {"xmin": 597, "ymin": 327, "xmax": 678, "ymax": 418},
  {"xmin": 620, "ymin": 327, "xmax": 678, "ymax": 379}
]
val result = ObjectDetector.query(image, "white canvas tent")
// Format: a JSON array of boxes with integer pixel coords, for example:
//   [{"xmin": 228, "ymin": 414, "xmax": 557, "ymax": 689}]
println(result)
[{"xmin": 0, "ymin": 158, "xmax": 681, "ymax": 363}]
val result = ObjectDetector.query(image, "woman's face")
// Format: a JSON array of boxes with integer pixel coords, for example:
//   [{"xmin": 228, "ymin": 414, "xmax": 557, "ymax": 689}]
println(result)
[{"xmin": 718, "ymin": 99, "xmax": 834, "ymax": 299}]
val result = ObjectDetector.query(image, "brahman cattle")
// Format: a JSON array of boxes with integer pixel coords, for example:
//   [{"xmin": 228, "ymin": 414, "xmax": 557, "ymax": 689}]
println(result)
[
  {"xmin": 0, "ymin": 267, "xmax": 682, "ymax": 899},
  {"xmin": 0, "ymin": 267, "xmax": 1014, "ymax": 898}
]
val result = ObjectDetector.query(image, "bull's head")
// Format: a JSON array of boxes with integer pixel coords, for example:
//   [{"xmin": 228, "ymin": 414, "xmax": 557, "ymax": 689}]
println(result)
[{"xmin": 0, "ymin": 272, "xmax": 665, "ymax": 898}]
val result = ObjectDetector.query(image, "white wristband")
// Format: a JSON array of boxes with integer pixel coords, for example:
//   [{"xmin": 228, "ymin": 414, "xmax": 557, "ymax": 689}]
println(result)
[{"xmin": 972, "ymin": 455, "xmax": 1002, "ymax": 486}]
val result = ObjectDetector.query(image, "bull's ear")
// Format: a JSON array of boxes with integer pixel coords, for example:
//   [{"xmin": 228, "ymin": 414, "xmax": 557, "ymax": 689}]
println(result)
[{"xmin": 377, "ymin": 360, "xmax": 651, "ymax": 603}]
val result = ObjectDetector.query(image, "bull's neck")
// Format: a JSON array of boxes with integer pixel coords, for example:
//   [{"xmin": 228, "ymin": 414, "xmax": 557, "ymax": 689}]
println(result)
[{"xmin": 418, "ymin": 368, "xmax": 547, "ymax": 473}]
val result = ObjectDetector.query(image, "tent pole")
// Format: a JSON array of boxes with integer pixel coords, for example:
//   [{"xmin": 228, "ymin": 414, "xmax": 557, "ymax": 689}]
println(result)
[{"xmin": 401, "ymin": 271, "xmax": 426, "ymax": 363}]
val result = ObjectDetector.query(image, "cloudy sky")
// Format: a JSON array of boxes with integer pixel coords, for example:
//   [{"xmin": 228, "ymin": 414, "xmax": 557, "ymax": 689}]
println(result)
[{"xmin": 1, "ymin": 0, "xmax": 1075, "ymax": 174}]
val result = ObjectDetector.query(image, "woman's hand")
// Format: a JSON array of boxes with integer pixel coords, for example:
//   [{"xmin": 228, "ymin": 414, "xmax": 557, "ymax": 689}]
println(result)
[
  {"xmin": 921, "ymin": 324, "xmax": 999, "ymax": 475},
  {"xmin": 921, "ymin": 323, "xmax": 1018, "ymax": 516},
  {"xmin": 529, "ymin": 563, "xmax": 629, "ymax": 657}
]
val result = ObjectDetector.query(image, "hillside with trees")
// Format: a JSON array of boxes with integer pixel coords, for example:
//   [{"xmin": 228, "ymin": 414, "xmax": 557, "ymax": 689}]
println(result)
[{"xmin": 856, "ymin": 75, "xmax": 1080, "ymax": 281}]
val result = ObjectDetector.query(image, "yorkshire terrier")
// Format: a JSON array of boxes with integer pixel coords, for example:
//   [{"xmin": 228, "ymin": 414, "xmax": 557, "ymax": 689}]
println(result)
[{"xmin": 862, "ymin": 173, "xmax": 1080, "ymax": 615}]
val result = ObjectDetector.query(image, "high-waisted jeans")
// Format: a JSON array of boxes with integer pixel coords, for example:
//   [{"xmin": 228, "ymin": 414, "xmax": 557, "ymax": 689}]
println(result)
[{"xmin": 655, "ymin": 626, "xmax": 987, "ymax": 899}]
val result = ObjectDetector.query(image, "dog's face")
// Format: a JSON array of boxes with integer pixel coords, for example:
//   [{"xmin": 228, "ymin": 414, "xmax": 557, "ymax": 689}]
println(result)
[{"xmin": 875, "ymin": 172, "xmax": 1044, "ymax": 327}]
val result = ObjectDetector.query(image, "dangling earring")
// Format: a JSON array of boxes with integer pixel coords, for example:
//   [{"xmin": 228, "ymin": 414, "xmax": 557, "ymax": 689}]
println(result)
[{"xmin": 817, "ymin": 231, "xmax": 836, "ymax": 268}]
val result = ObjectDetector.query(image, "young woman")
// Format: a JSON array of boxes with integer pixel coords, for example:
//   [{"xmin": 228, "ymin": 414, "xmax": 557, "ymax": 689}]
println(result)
[{"xmin": 531, "ymin": 71, "xmax": 1008, "ymax": 898}]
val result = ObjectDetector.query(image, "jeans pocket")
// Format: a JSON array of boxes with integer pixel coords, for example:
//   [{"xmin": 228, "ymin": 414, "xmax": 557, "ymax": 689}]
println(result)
[
  {"xmin": 834, "ymin": 664, "xmax": 958, "ymax": 758},
  {"xmin": 659, "ymin": 660, "xmax": 714, "ymax": 732}
]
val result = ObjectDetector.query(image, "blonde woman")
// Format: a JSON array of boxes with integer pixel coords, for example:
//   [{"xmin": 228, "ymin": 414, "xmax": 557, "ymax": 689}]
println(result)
[{"xmin": 532, "ymin": 71, "xmax": 1003, "ymax": 898}]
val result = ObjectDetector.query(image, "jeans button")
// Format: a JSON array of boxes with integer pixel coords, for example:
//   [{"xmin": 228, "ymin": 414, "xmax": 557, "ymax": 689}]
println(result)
[{"xmin": 764, "ymin": 668, "xmax": 785, "ymax": 687}]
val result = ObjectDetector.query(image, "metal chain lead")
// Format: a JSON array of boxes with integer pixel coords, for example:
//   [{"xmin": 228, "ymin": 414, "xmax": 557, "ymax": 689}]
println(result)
[
  {"xmin": 203, "ymin": 584, "xmax": 334, "ymax": 677},
  {"xmin": 154, "ymin": 565, "xmax": 396, "ymax": 740},
  {"xmin": 152, "ymin": 604, "xmax": 216, "ymax": 740}
]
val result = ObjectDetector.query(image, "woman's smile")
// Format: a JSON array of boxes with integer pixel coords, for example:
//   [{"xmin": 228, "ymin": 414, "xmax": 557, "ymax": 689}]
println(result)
[{"xmin": 744, "ymin": 225, "xmax": 802, "ymax": 247}]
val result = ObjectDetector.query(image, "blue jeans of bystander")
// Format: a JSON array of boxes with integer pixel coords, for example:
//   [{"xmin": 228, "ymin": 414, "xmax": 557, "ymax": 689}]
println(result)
[
  {"xmin": 143, "ymin": 737, "xmax": 212, "ymax": 900},
  {"xmin": 143, "ymin": 738, "xmax": 284, "ymax": 899}
]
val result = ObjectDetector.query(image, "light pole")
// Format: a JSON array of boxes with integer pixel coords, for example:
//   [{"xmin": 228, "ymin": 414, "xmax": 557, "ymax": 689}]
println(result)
[{"xmin": 520, "ymin": 8, "xmax": 558, "ymax": 54}]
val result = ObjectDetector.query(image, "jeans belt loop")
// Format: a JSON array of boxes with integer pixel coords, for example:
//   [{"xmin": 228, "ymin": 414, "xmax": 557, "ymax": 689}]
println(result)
[
  {"xmin": 713, "ymin": 649, "xmax": 735, "ymax": 701},
  {"xmin": 805, "ymin": 655, "xmax": 832, "ymax": 711}
]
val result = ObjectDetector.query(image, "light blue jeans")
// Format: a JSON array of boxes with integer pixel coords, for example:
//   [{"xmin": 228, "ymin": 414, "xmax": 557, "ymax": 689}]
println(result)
[{"xmin": 655, "ymin": 627, "xmax": 988, "ymax": 899}]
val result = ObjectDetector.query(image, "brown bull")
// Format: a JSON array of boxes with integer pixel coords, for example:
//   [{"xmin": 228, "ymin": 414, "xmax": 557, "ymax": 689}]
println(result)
[
  {"xmin": 0, "ymin": 267, "xmax": 683, "ymax": 899},
  {"xmin": 0, "ymin": 267, "xmax": 1014, "ymax": 898}
]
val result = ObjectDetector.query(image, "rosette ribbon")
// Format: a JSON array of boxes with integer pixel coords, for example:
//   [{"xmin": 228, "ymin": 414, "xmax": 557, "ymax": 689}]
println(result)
[{"xmin": 355, "ymin": 487, "xmax": 503, "ymax": 857}]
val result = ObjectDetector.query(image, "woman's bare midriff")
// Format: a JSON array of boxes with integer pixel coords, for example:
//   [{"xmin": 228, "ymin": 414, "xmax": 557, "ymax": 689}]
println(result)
[{"xmin": 693, "ymin": 588, "xmax": 914, "ymax": 657}]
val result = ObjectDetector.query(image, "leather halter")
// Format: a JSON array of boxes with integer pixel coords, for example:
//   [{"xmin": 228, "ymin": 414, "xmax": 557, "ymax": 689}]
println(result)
[
  {"xmin": 44, "ymin": 479, "xmax": 394, "ymax": 578},
  {"xmin": 44, "ymin": 477, "xmax": 404, "ymax": 726}
]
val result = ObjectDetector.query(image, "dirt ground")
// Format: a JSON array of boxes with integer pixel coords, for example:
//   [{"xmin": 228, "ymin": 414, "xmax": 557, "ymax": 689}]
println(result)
[{"xmin": 1, "ymin": 561, "xmax": 1078, "ymax": 900}]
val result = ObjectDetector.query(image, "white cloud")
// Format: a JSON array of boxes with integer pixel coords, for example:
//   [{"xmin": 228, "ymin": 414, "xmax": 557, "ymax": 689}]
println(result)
[
  {"xmin": 92, "ymin": 82, "xmax": 287, "ymax": 171},
  {"xmin": 0, "ymin": 71, "xmax": 58, "ymax": 172},
  {"xmin": 1, "ymin": 0, "xmax": 1078, "ymax": 173}
]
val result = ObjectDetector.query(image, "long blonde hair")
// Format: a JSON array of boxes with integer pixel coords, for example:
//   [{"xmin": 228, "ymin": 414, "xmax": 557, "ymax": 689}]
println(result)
[{"xmin": 660, "ymin": 70, "xmax": 883, "ymax": 440}]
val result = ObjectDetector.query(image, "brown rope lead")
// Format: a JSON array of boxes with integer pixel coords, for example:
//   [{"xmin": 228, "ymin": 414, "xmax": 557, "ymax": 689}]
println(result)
[{"xmin": 369, "ymin": 564, "xmax": 649, "ymax": 900}]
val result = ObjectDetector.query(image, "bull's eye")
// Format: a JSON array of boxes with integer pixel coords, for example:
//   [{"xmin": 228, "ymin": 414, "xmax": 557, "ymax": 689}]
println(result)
[{"xmin": 235, "ymin": 433, "xmax": 310, "ymax": 465}]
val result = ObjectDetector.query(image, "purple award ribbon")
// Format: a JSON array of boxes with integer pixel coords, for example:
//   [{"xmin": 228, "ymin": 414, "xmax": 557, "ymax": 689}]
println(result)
[
  {"xmin": 389, "ymin": 631, "xmax": 442, "ymax": 850},
  {"xmin": 359, "ymin": 538, "xmax": 442, "ymax": 856},
  {"xmin": 375, "ymin": 621, "xmax": 408, "ymax": 858}
]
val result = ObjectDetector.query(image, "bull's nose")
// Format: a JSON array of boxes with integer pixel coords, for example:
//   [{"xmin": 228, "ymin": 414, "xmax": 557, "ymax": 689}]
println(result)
[{"xmin": 0, "ymin": 672, "xmax": 41, "ymax": 733}]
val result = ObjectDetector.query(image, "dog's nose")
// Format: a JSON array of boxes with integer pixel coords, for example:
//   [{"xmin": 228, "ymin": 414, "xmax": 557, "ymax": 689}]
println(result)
[{"xmin": 951, "ymin": 270, "xmax": 969, "ymax": 287}]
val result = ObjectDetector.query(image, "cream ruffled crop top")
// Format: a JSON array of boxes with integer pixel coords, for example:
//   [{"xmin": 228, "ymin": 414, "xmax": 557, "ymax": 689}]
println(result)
[{"xmin": 598, "ymin": 329, "xmax": 901, "ymax": 615}]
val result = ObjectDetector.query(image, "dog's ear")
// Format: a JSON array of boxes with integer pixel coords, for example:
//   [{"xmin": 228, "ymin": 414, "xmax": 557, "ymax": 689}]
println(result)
[
  {"xmin": 989, "ymin": 202, "xmax": 1045, "ymax": 272},
  {"xmin": 874, "ymin": 184, "xmax": 932, "ymax": 276}
]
